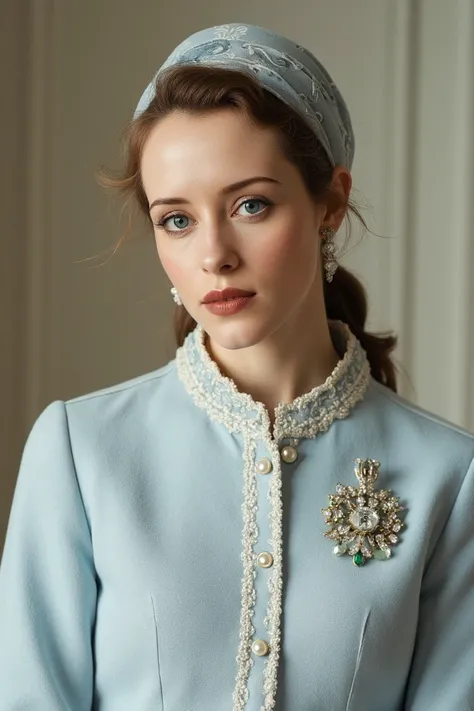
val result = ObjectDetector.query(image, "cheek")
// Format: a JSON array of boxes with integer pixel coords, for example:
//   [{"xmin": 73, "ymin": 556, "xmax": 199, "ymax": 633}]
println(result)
[
  {"xmin": 254, "ymin": 219, "xmax": 319, "ymax": 282},
  {"xmin": 154, "ymin": 238, "xmax": 186, "ymax": 285}
]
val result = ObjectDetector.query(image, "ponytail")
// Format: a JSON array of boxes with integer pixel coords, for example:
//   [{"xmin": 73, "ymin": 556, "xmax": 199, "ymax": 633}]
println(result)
[{"xmin": 324, "ymin": 265, "xmax": 398, "ymax": 391}]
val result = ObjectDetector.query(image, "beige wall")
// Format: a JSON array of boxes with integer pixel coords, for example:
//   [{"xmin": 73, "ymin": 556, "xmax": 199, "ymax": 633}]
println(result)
[
  {"xmin": 1, "ymin": 1, "xmax": 29, "ymax": 552},
  {"xmin": 2, "ymin": 0, "xmax": 474, "ymax": 551}
]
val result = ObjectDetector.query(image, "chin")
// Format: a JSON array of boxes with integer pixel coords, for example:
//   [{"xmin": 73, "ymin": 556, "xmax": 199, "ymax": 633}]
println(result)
[{"xmin": 202, "ymin": 316, "xmax": 274, "ymax": 351}]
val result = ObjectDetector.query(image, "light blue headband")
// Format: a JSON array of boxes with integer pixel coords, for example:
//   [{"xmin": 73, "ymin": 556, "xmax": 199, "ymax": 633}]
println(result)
[{"xmin": 133, "ymin": 23, "xmax": 355, "ymax": 170}]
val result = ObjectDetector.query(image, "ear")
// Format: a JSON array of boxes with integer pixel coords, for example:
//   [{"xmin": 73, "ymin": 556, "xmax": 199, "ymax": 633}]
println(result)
[{"xmin": 320, "ymin": 166, "xmax": 352, "ymax": 231}]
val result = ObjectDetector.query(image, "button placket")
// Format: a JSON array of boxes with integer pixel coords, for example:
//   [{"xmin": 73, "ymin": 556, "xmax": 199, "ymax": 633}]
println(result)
[
  {"xmin": 251, "ymin": 450, "xmax": 273, "ymax": 664},
  {"xmin": 251, "ymin": 437, "xmax": 299, "ymax": 670},
  {"xmin": 248, "ymin": 437, "xmax": 300, "ymax": 670}
]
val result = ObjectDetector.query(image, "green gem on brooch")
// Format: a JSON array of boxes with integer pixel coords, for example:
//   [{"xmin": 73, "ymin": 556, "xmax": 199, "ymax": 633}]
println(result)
[{"xmin": 322, "ymin": 458, "xmax": 405, "ymax": 566}]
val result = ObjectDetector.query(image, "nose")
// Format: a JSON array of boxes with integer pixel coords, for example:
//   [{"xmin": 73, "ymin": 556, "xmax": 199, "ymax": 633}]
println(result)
[{"xmin": 199, "ymin": 223, "xmax": 240, "ymax": 275}]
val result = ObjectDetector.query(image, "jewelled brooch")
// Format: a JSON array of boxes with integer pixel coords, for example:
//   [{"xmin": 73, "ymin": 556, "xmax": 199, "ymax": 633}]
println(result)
[{"xmin": 321, "ymin": 459, "xmax": 405, "ymax": 566}]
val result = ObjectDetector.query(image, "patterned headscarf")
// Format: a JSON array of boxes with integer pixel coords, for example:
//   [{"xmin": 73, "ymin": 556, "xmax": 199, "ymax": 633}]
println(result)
[{"xmin": 133, "ymin": 23, "xmax": 355, "ymax": 170}]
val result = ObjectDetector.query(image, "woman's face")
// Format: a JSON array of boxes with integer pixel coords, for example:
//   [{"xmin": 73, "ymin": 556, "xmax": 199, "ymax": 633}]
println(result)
[{"xmin": 141, "ymin": 107, "xmax": 330, "ymax": 350}]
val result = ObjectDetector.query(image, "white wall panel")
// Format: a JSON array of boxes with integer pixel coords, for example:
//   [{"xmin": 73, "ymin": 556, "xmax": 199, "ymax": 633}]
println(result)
[{"xmin": 409, "ymin": 0, "xmax": 474, "ymax": 425}]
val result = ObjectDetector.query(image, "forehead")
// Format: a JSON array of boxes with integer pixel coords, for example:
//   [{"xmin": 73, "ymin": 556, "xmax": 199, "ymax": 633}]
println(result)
[{"xmin": 140, "ymin": 109, "xmax": 287, "ymax": 194}]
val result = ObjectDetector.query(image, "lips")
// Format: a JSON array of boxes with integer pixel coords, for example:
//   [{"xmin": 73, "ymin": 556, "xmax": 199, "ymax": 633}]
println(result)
[{"xmin": 202, "ymin": 288, "xmax": 255, "ymax": 304}]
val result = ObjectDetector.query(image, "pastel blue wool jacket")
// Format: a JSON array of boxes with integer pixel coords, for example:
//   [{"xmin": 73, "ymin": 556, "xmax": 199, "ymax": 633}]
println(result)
[{"xmin": 1, "ymin": 320, "xmax": 474, "ymax": 711}]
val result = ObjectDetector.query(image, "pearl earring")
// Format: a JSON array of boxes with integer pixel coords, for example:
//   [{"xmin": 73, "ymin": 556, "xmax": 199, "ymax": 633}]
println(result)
[
  {"xmin": 170, "ymin": 287, "xmax": 182, "ymax": 306},
  {"xmin": 320, "ymin": 226, "xmax": 338, "ymax": 282}
]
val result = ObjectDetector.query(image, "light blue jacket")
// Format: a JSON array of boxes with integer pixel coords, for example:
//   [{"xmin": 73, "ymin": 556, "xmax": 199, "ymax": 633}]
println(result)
[{"xmin": 1, "ymin": 320, "xmax": 474, "ymax": 711}]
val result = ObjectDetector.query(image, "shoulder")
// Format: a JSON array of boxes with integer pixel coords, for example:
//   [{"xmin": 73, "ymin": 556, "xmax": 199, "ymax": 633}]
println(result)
[
  {"xmin": 359, "ymin": 380, "xmax": 474, "ymax": 538},
  {"xmin": 365, "ymin": 378, "xmax": 474, "ymax": 468},
  {"xmin": 64, "ymin": 358, "xmax": 179, "ymax": 421},
  {"xmin": 30, "ymin": 358, "xmax": 180, "ymax": 447},
  {"xmin": 66, "ymin": 359, "xmax": 177, "ymax": 407},
  {"xmin": 368, "ymin": 377, "xmax": 474, "ymax": 440}
]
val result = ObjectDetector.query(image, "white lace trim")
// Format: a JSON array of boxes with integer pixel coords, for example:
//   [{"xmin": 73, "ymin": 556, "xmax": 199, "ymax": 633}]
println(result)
[
  {"xmin": 261, "ymin": 438, "xmax": 284, "ymax": 710},
  {"xmin": 232, "ymin": 432, "xmax": 258, "ymax": 710},
  {"xmin": 175, "ymin": 320, "xmax": 371, "ymax": 711},
  {"xmin": 175, "ymin": 326, "xmax": 270, "ymax": 439}
]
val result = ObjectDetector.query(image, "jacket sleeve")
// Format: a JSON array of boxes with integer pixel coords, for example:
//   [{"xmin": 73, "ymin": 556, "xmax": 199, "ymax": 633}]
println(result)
[
  {"xmin": 0, "ymin": 400, "xmax": 97, "ymax": 709},
  {"xmin": 404, "ymin": 454, "xmax": 474, "ymax": 710}
]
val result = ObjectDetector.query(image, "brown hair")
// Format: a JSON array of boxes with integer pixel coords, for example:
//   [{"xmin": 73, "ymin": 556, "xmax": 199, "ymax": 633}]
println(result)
[{"xmin": 98, "ymin": 65, "xmax": 398, "ymax": 392}]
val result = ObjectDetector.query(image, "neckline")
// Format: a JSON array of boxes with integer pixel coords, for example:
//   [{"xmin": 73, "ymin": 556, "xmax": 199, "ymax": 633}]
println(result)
[{"xmin": 176, "ymin": 319, "xmax": 371, "ymax": 442}]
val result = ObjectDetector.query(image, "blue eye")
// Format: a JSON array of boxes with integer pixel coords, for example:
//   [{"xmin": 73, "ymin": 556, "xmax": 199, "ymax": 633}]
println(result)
[
  {"xmin": 156, "ymin": 214, "xmax": 191, "ymax": 232},
  {"xmin": 236, "ymin": 198, "xmax": 271, "ymax": 216}
]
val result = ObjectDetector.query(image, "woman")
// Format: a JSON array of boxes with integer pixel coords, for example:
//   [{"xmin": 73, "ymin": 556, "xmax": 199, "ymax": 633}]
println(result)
[{"xmin": 1, "ymin": 22, "xmax": 473, "ymax": 711}]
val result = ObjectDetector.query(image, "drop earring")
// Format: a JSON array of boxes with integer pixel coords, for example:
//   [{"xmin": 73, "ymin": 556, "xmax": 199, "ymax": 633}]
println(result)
[
  {"xmin": 170, "ymin": 287, "xmax": 182, "ymax": 306},
  {"xmin": 320, "ymin": 226, "xmax": 338, "ymax": 283}
]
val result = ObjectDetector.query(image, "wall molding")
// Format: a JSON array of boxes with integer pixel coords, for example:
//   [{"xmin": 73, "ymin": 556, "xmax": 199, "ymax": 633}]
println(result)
[
  {"xmin": 409, "ymin": 0, "xmax": 474, "ymax": 426},
  {"xmin": 384, "ymin": 0, "xmax": 418, "ymax": 399}
]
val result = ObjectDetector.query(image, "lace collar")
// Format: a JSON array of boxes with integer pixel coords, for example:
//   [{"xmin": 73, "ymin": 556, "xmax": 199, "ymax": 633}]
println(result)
[{"xmin": 176, "ymin": 319, "xmax": 371, "ymax": 442}]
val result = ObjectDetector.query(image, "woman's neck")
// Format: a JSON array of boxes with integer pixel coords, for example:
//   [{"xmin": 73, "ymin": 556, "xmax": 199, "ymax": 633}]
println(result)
[{"xmin": 205, "ymin": 315, "xmax": 341, "ymax": 424}]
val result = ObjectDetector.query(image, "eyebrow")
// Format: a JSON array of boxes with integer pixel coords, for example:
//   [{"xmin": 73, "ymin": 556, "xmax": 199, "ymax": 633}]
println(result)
[{"xmin": 148, "ymin": 176, "xmax": 282, "ymax": 212}]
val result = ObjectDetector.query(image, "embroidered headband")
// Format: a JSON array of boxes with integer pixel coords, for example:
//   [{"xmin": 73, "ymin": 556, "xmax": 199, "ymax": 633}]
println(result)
[{"xmin": 133, "ymin": 23, "xmax": 355, "ymax": 170}]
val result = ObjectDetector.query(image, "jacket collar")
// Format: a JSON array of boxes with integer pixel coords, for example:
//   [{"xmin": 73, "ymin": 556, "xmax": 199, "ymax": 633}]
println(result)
[{"xmin": 176, "ymin": 319, "xmax": 371, "ymax": 442}]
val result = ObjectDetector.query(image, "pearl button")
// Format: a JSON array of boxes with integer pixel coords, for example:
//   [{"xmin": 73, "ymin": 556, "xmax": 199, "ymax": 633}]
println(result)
[
  {"xmin": 252, "ymin": 639, "xmax": 270, "ymax": 656},
  {"xmin": 256, "ymin": 458, "xmax": 273, "ymax": 475},
  {"xmin": 280, "ymin": 445, "xmax": 298, "ymax": 463},
  {"xmin": 257, "ymin": 551, "xmax": 274, "ymax": 568}
]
